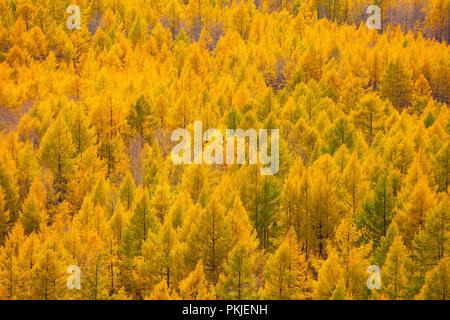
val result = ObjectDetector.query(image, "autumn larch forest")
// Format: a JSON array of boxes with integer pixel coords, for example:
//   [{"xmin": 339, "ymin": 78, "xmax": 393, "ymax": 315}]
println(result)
[{"xmin": 0, "ymin": 0, "xmax": 448, "ymax": 300}]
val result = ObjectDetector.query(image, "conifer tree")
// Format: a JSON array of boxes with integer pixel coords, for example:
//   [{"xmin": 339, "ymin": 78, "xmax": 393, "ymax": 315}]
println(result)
[
  {"xmin": 264, "ymin": 230, "xmax": 309, "ymax": 300},
  {"xmin": 413, "ymin": 199, "xmax": 449, "ymax": 276},
  {"xmin": 342, "ymin": 152, "xmax": 367, "ymax": 216},
  {"xmin": 178, "ymin": 260, "xmax": 215, "ymax": 300},
  {"xmin": 188, "ymin": 197, "xmax": 231, "ymax": 284},
  {"xmin": 0, "ymin": 159, "xmax": 19, "ymax": 220},
  {"xmin": 0, "ymin": 187, "xmax": 10, "ymax": 244},
  {"xmin": 0, "ymin": 225, "xmax": 25, "ymax": 299},
  {"xmin": 432, "ymin": 142, "xmax": 449, "ymax": 193},
  {"xmin": 216, "ymin": 242, "xmax": 257, "ymax": 300},
  {"xmin": 358, "ymin": 174, "xmax": 397, "ymax": 244},
  {"xmin": 148, "ymin": 280, "xmax": 175, "ymax": 300},
  {"xmin": 19, "ymin": 192, "xmax": 47, "ymax": 235},
  {"xmin": 313, "ymin": 248, "xmax": 344, "ymax": 300},
  {"xmin": 382, "ymin": 235, "xmax": 411, "ymax": 300},
  {"xmin": 40, "ymin": 113, "xmax": 75, "ymax": 201},
  {"xmin": 334, "ymin": 216, "xmax": 371, "ymax": 299},
  {"xmin": 121, "ymin": 189, "xmax": 158, "ymax": 259},
  {"xmin": 127, "ymin": 95, "xmax": 154, "ymax": 145},
  {"xmin": 419, "ymin": 257, "xmax": 450, "ymax": 300},
  {"xmin": 30, "ymin": 236, "xmax": 67, "ymax": 300},
  {"xmin": 120, "ymin": 173, "xmax": 136, "ymax": 211},
  {"xmin": 396, "ymin": 177, "xmax": 435, "ymax": 247},
  {"xmin": 381, "ymin": 57, "xmax": 413, "ymax": 110}
]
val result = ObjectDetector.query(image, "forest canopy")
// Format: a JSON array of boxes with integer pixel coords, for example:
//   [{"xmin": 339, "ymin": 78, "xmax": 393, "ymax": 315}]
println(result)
[{"xmin": 0, "ymin": 0, "xmax": 448, "ymax": 300}]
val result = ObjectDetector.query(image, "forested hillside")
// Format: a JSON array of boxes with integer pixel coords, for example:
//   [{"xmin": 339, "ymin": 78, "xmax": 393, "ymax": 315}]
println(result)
[{"xmin": 0, "ymin": 0, "xmax": 448, "ymax": 300}]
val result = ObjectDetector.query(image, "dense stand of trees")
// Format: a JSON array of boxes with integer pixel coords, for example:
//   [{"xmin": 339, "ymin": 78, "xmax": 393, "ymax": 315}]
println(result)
[{"xmin": 0, "ymin": 0, "xmax": 448, "ymax": 300}]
